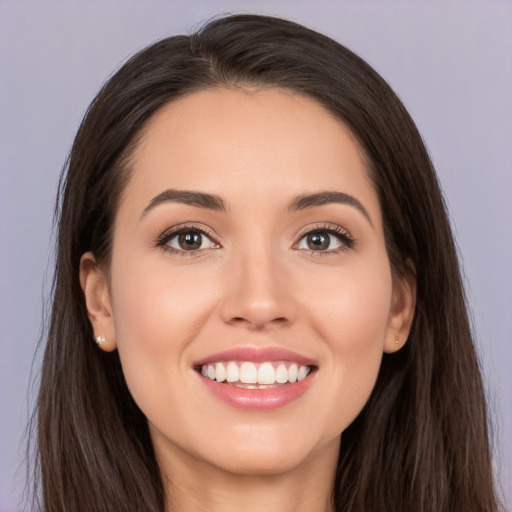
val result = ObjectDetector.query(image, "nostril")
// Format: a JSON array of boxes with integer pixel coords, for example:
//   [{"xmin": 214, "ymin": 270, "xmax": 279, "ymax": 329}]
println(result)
[
  {"xmin": 229, "ymin": 317, "xmax": 254, "ymax": 328},
  {"xmin": 229, "ymin": 316, "xmax": 289, "ymax": 329}
]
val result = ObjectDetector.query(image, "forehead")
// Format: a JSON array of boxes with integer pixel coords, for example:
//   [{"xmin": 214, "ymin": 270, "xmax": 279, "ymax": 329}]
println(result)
[{"xmin": 121, "ymin": 87, "xmax": 380, "ymax": 221}]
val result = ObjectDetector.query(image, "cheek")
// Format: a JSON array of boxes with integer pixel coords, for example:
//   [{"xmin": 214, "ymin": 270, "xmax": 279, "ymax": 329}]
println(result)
[
  {"xmin": 108, "ymin": 256, "xmax": 217, "ymax": 412},
  {"xmin": 112, "ymin": 271, "xmax": 200, "ymax": 349},
  {"xmin": 307, "ymin": 259, "xmax": 392, "ymax": 430},
  {"xmin": 111, "ymin": 250, "xmax": 219, "ymax": 338}
]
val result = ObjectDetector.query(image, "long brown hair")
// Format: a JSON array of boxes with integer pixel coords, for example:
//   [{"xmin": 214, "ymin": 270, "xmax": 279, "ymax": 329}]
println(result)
[{"xmin": 32, "ymin": 14, "xmax": 500, "ymax": 511}]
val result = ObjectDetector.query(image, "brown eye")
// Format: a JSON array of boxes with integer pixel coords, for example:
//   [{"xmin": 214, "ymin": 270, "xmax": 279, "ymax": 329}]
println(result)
[
  {"xmin": 306, "ymin": 233, "xmax": 330, "ymax": 250},
  {"xmin": 162, "ymin": 229, "xmax": 218, "ymax": 252},
  {"xmin": 295, "ymin": 227, "xmax": 353, "ymax": 253},
  {"xmin": 177, "ymin": 231, "xmax": 202, "ymax": 250}
]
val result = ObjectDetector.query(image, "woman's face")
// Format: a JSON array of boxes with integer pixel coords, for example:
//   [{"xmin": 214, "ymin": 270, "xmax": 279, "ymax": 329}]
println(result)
[{"xmin": 82, "ymin": 88, "xmax": 414, "ymax": 478}]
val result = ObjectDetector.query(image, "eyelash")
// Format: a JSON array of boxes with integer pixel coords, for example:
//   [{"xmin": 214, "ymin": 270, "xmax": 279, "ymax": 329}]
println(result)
[
  {"xmin": 154, "ymin": 223, "xmax": 355, "ymax": 256},
  {"xmin": 155, "ymin": 224, "xmax": 219, "ymax": 256},
  {"xmin": 294, "ymin": 224, "xmax": 355, "ymax": 256}
]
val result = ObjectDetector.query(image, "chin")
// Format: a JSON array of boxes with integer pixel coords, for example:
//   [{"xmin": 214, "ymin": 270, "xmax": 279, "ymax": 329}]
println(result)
[
  {"xmin": 196, "ymin": 426, "xmax": 336, "ymax": 477},
  {"xmin": 209, "ymin": 449, "xmax": 312, "ymax": 477}
]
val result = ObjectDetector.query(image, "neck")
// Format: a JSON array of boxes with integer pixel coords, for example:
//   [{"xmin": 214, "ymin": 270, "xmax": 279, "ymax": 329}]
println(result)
[{"xmin": 157, "ymin": 438, "xmax": 339, "ymax": 512}]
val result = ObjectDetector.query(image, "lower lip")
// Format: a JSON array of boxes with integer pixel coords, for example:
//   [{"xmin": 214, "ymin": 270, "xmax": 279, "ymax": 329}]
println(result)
[{"xmin": 199, "ymin": 372, "xmax": 314, "ymax": 411}]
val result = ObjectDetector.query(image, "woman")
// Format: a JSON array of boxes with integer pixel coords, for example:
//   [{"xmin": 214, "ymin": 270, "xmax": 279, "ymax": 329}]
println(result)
[{"xmin": 33, "ymin": 14, "xmax": 500, "ymax": 512}]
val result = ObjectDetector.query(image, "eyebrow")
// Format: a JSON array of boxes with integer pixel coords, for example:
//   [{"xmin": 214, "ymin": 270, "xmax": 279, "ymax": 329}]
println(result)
[
  {"xmin": 141, "ymin": 188, "xmax": 371, "ymax": 225},
  {"xmin": 286, "ymin": 191, "xmax": 372, "ymax": 225},
  {"xmin": 141, "ymin": 189, "xmax": 228, "ymax": 218}
]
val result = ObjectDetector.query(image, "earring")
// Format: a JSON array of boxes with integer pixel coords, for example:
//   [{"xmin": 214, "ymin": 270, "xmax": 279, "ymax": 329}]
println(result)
[
  {"xmin": 394, "ymin": 336, "xmax": 399, "ymax": 345},
  {"xmin": 95, "ymin": 335, "xmax": 107, "ymax": 345}
]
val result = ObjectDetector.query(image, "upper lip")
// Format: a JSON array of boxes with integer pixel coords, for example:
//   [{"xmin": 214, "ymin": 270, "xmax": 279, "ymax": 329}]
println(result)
[{"xmin": 194, "ymin": 346, "xmax": 316, "ymax": 368}]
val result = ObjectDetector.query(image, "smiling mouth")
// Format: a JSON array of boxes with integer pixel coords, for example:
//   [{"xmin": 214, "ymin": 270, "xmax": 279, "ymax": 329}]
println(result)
[{"xmin": 196, "ymin": 361, "xmax": 315, "ymax": 388}]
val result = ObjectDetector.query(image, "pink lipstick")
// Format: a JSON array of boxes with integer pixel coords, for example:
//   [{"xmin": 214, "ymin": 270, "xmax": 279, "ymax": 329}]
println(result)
[{"xmin": 194, "ymin": 347, "xmax": 317, "ymax": 411}]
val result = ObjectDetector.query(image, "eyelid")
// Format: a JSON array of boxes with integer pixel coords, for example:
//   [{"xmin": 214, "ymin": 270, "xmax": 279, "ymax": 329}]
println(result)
[
  {"xmin": 155, "ymin": 223, "xmax": 221, "ymax": 250},
  {"xmin": 154, "ymin": 222, "xmax": 354, "ymax": 254},
  {"xmin": 293, "ymin": 222, "xmax": 355, "ymax": 251},
  {"xmin": 295, "ymin": 222, "xmax": 353, "ymax": 241}
]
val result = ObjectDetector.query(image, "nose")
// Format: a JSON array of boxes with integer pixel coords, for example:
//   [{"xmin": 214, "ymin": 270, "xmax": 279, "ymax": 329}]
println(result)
[{"xmin": 219, "ymin": 246, "xmax": 297, "ymax": 331}]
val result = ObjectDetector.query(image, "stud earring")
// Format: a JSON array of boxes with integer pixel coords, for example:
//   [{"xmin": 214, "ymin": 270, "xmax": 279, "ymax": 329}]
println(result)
[
  {"xmin": 95, "ymin": 335, "xmax": 107, "ymax": 345},
  {"xmin": 394, "ymin": 336, "xmax": 399, "ymax": 345}
]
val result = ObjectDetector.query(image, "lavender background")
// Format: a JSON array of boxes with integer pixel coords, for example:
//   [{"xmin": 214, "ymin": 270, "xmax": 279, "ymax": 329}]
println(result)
[{"xmin": 1, "ymin": 1, "xmax": 511, "ymax": 510}]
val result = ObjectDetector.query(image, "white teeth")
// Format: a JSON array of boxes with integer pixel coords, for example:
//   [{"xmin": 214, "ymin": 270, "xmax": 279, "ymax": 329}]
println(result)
[
  {"xmin": 257, "ymin": 362, "xmax": 276, "ymax": 384},
  {"xmin": 275, "ymin": 363, "xmax": 288, "ymax": 384},
  {"xmin": 226, "ymin": 362, "xmax": 239, "ymax": 382},
  {"xmin": 297, "ymin": 365, "xmax": 310, "ymax": 381},
  {"xmin": 239, "ymin": 362, "xmax": 258, "ymax": 384},
  {"xmin": 215, "ymin": 362, "xmax": 226, "ymax": 382},
  {"xmin": 288, "ymin": 363, "xmax": 298, "ymax": 383},
  {"xmin": 201, "ymin": 361, "xmax": 312, "ymax": 385}
]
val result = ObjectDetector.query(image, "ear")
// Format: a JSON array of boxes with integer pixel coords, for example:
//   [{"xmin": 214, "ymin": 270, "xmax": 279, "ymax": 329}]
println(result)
[
  {"xmin": 384, "ymin": 265, "xmax": 416, "ymax": 354},
  {"xmin": 79, "ymin": 251, "xmax": 117, "ymax": 352}
]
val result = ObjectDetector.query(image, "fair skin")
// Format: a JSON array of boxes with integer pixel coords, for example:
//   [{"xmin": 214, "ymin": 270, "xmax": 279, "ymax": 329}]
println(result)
[{"xmin": 80, "ymin": 88, "xmax": 415, "ymax": 512}]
